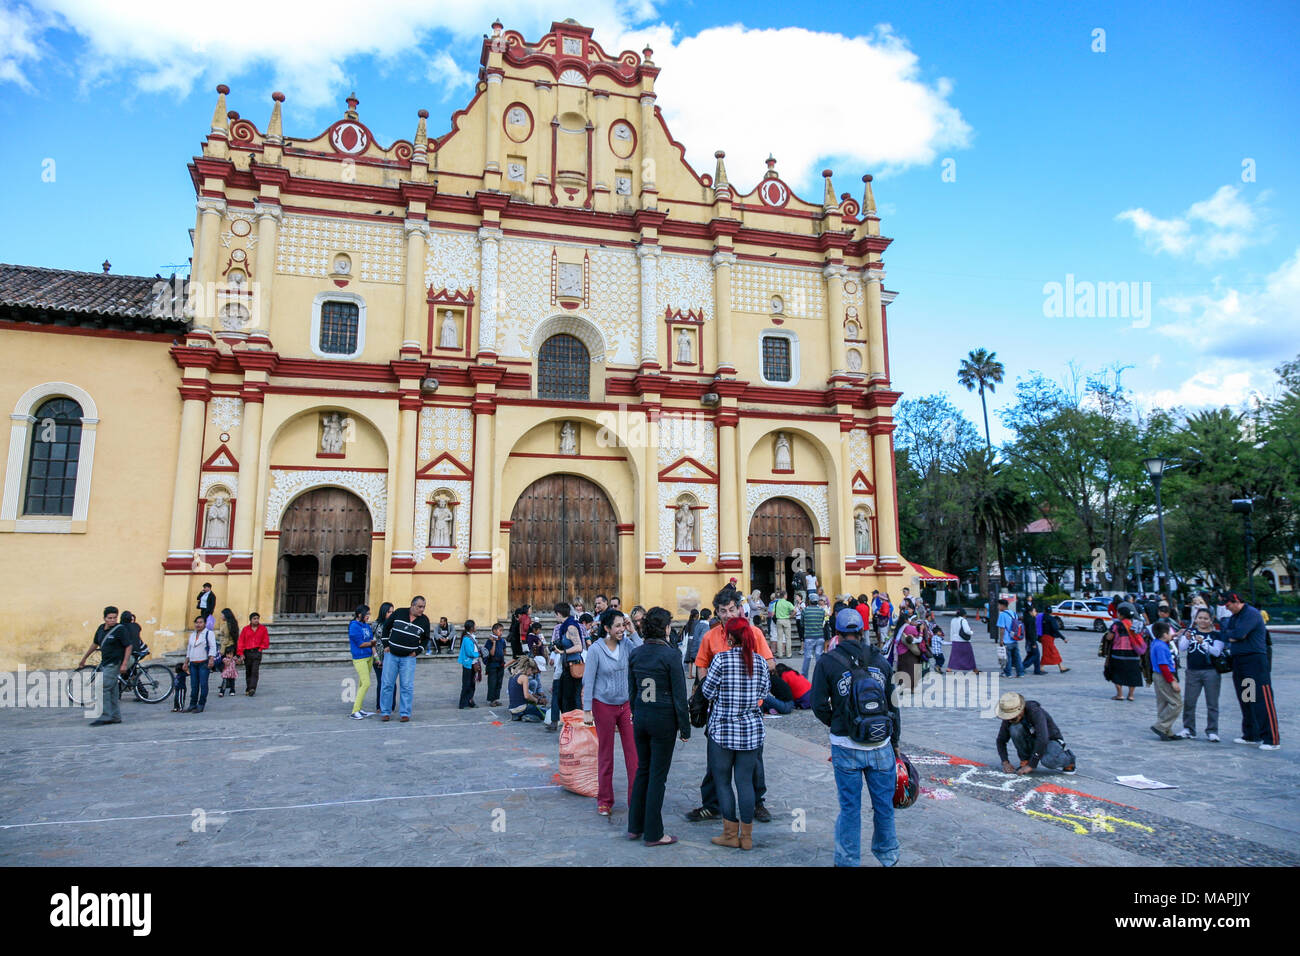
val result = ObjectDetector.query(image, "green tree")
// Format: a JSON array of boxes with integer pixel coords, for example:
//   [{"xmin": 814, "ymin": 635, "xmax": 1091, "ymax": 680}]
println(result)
[
  {"xmin": 957, "ymin": 348, "xmax": 1006, "ymax": 449},
  {"xmin": 958, "ymin": 448, "xmax": 1035, "ymax": 603}
]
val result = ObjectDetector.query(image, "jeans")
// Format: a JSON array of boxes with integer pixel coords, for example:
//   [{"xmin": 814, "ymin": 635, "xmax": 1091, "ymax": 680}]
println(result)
[
  {"xmin": 558, "ymin": 667, "xmax": 583, "ymax": 714},
  {"xmin": 1023, "ymin": 641, "xmax": 1042, "ymax": 674},
  {"xmin": 1182, "ymin": 668, "xmax": 1221, "ymax": 734},
  {"xmin": 459, "ymin": 665, "xmax": 477, "ymax": 708},
  {"xmin": 512, "ymin": 702, "xmax": 545, "ymax": 722},
  {"xmin": 629, "ymin": 712, "xmax": 678, "ymax": 842},
  {"xmin": 831, "ymin": 742, "xmax": 899, "ymax": 867},
  {"xmin": 380, "ymin": 653, "xmax": 416, "ymax": 717},
  {"xmin": 1001, "ymin": 642, "xmax": 1024, "ymax": 678},
  {"xmin": 373, "ymin": 660, "xmax": 384, "ymax": 710},
  {"xmin": 802, "ymin": 637, "xmax": 825, "ymax": 678},
  {"xmin": 243, "ymin": 647, "xmax": 262, "ymax": 692},
  {"xmin": 351, "ymin": 658, "xmax": 372, "ymax": 714},
  {"xmin": 486, "ymin": 664, "xmax": 504, "ymax": 702},
  {"xmin": 1008, "ymin": 722, "xmax": 1071, "ymax": 771},
  {"xmin": 701, "ymin": 740, "xmax": 766, "ymax": 811},
  {"xmin": 549, "ymin": 677, "xmax": 561, "ymax": 724},
  {"xmin": 709, "ymin": 738, "xmax": 759, "ymax": 824},
  {"xmin": 763, "ymin": 694, "xmax": 793, "ymax": 715},
  {"xmin": 592, "ymin": 699, "xmax": 637, "ymax": 812},
  {"xmin": 188, "ymin": 661, "xmax": 210, "ymax": 707}
]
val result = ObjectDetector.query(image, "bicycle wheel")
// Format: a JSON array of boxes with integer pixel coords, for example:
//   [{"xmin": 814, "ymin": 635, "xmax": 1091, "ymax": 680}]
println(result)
[
  {"xmin": 133, "ymin": 664, "xmax": 174, "ymax": 703},
  {"xmin": 66, "ymin": 665, "xmax": 101, "ymax": 707}
]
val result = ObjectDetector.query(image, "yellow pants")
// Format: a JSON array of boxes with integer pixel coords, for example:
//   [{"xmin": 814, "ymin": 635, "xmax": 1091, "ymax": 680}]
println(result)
[{"xmin": 352, "ymin": 658, "xmax": 372, "ymax": 714}]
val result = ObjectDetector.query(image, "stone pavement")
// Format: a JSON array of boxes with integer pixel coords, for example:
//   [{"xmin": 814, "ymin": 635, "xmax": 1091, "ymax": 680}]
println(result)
[{"xmin": 0, "ymin": 632, "xmax": 1295, "ymax": 867}]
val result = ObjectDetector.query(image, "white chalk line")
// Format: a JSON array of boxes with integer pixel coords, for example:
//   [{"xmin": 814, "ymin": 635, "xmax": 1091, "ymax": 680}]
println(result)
[{"xmin": 0, "ymin": 784, "xmax": 563, "ymax": 830}]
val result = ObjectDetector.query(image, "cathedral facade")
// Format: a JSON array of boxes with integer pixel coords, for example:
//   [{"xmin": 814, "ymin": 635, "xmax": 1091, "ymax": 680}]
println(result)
[{"xmin": 0, "ymin": 20, "xmax": 916, "ymax": 666}]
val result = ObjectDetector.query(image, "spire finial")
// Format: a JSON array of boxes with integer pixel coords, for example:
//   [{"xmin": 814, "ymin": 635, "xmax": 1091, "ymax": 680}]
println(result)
[
  {"xmin": 861, "ymin": 173, "xmax": 877, "ymax": 215},
  {"xmin": 345, "ymin": 91, "xmax": 359, "ymax": 119},
  {"xmin": 211, "ymin": 84, "xmax": 230, "ymax": 136},
  {"xmin": 822, "ymin": 169, "xmax": 836, "ymax": 208},
  {"xmin": 763, "ymin": 154, "xmax": 778, "ymax": 179}
]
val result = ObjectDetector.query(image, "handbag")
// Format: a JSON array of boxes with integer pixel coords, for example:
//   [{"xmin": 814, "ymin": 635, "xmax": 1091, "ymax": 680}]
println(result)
[
  {"xmin": 567, "ymin": 657, "xmax": 585, "ymax": 680},
  {"xmin": 472, "ymin": 659, "xmax": 483, "ymax": 682},
  {"xmin": 688, "ymin": 679, "xmax": 710, "ymax": 728},
  {"xmin": 1212, "ymin": 649, "xmax": 1233, "ymax": 675}
]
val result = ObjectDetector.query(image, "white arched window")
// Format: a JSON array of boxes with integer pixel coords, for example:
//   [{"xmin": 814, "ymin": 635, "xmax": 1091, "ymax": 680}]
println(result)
[{"xmin": 2, "ymin": 382, "xmax": 100, "ymax": 533}]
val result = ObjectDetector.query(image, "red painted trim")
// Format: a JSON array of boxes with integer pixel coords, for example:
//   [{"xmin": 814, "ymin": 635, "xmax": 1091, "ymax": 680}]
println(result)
[
  {"xmin": 507, "ymin": 452, "xmax": 628, "ymax": 462},
  {"xmin": 263, "ymin": 384, "xmax": 398, "ymax": 401},
  {"xmin": 747, "ymin": 479, "xmax": 828, "ymax": 486},
  {"xmin": 658, "ymin": 456, "xmax": 719, "ymax": 482},
  {"xmin": 644, "ymin": 557, "xmax": 667, "ymax": 570},
  {"xmin": 269, "ymin": 465, "xmax": 387, "ymax": 473},
  {"xmin": 679, "ymin": 554, "xmax": 697, "ymax": 564},
  {"xmin": 0, "ymin": 320, "xmax": 179, "ymax": 344},
  {"xmin": 499, "ymin": 520, "xmax": 513, "ymax": 532},
  {"xmin": 202, "ymin": 446, "xmax": 239, "ymax": 471},
  {"xmin": 615, "ymin": 523, "xmax": 635, "ymax": 534},
  {"xmin": 416, "ymin": 451, "xmax": 473, "ymax": 479},
  {"xmin": 881, "ymin": 297, "xmax": 892, "ymax": 385},
  {"xmin": 503, "ymin": 101, "xmax": 535, "ymax": 143}
]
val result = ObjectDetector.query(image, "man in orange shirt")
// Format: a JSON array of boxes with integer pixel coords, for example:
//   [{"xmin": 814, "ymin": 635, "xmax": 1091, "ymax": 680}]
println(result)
[{"xmin": 686, "ymin": 585, "xmax": 776, "ymax": 824}]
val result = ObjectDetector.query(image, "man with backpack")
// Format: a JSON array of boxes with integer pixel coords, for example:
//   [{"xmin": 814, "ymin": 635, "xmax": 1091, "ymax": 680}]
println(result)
[
  {"xmin": 998, "ymin": 598, "xmax": 1024, "ymax": 678},
  {"xmin": 811, "ymin": 607, "xmax": 901, "ymax": 868}
]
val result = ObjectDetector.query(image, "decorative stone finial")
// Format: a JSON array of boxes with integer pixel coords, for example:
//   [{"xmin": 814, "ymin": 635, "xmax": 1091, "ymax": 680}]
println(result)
[
  {"xmin": 713, "ymin": 150, "xmax": 729, "ymax": 190},
  {"xmin": 102, "ymin": 259, "xmax": 111, "ymax": 274},
  {"xmin": 267, "ymin": 92, "xmax": 284, "ymax": 143},
  {"xmin": 763, "ymin": 154, "xmax": 778, "ymax": 179},
  {"xmin": 345, "ymin": 91, "xmax": 359, "ymax": 119},
  {"xmin": 642, "ymin": 46, "xmax": 654, "ymax": 63},
  {"xmin": 414, "ymin": 109, "xmax": 429, "ymax": 161},
  {"xmin": 823, "ymin": 169, "xmax": 836, "ymax": 208},
  {"xmin": 211, "ymin": 85, "xmax": 230, "ymax": 136},
  {"xmin": 862, "ymin": 173, "xmax": 877, "ymax": 214}
]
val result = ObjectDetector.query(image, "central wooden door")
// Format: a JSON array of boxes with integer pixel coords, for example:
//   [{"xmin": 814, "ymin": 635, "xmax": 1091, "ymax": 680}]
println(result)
[
  {"xmin": 276, "ymin": 487, "xmax": 372, "ymax": 617},
  {"xmin": 508, "ymin": 474, "xmax": 618, "ymax": 611},
  {"xmin": 748, "ymin": 497, "xmax": 814, "ymax": 601}
]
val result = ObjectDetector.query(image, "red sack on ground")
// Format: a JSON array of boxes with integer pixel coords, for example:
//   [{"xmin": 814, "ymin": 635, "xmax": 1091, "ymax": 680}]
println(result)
[{"xmin": 557, "ymin": 709, "xmax": 600, "ymax": 797}]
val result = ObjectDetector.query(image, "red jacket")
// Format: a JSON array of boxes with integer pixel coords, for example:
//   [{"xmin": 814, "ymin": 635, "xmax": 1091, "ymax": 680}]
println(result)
[{"xmin": 238, "ymin": 624, "xmax": 270, "ymax": 653}]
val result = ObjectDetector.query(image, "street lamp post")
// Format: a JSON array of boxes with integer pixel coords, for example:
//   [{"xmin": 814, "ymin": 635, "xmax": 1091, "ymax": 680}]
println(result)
[
  {"xmin": 1232, "ymin": 498, "xmax": 1256, "ymax": 605},
  {"xmin": 1143, "ymin": 457, "xmax": 1172, "ymax": 598}
]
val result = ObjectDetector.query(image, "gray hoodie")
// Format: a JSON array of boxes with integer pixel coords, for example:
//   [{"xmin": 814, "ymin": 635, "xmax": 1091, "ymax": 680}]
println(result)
[{"xmin": 582, "ymin": 636, "xmax": 631, "ymax": 708}]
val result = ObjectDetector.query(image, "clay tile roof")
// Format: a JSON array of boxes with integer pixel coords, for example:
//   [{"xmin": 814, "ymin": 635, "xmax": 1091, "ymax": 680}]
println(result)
[{"xmin": 0, "ymin": 263, "xmax": 188, "ymax": 325}]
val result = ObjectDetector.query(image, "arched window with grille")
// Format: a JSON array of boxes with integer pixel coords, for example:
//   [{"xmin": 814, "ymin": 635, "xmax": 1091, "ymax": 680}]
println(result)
[
  {"xmin": 310, "ymin": 292, "xmax": 366, "ymax": 359},
  {"xmin": 2, "ymin": 382, "xmax": 99, "ymax": 532},
  {"xmin": 537, "ymin": 333, "xmax": 590, "ymax": 400},
  {"xmin": 24, "ymin": 398, "xmax": 82, "ymax": 515}
]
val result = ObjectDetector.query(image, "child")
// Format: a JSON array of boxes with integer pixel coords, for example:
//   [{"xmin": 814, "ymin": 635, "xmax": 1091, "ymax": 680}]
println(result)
[
  {"xmin": 525, "ymin": 621, "xmax": 544, "ymax": 657},
  {"xmin": 218, "ymin": 650, "xmax": 238, "ymax": 697},
  {"xmin": 1149, "ymin": 620, "xmax": 1182, "ymax": 741},
  {"xmin": 930, "ymin": 625, "xmax": 946, "ymax": 675},
  {"xmin": 545, "ymin": 643, "xmax": 563, "ymax": 731},
  {"xmin": 172, "ymin": 661, "xmax": 189, "ymax": 712}
]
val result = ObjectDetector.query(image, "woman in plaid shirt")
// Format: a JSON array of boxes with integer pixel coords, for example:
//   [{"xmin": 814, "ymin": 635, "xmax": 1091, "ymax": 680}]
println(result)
[{"xmin": 702, "ymin": 615, "xmax": 771, "ymax": 850}]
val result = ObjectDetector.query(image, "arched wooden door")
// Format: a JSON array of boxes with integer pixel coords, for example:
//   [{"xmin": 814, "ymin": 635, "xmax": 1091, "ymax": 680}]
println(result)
[
  {"xmin": 275, "ymin": 487, "xmax": 373, "ymax": 617},
  {"xmin": 509, "ymin": 475, "xmax": 617, "ymax": 611},
  {"xmin": 748, "ymin": 497, "xmax": 815, "ymax": 603}
]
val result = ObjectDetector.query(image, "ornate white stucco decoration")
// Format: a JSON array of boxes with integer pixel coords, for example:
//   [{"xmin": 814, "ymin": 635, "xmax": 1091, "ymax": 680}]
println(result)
[
  {"xmin": 731, "ymin": 262, "xmax": 825, "ymax": 319},
  {"xmin": 265, "ymin": 469, "xmax": 388, "ymax": 531},
  {"xmin": 209, "ymin": 397, "xmax": 243, "ymax": 432},
  {"xmin": 200, "ymin": 473, "xmax": 237, "ymax": 500},
  {"xmin": 745, "ymin": 483, "xmax": 829, "ymax": 537},
  {"xmin": 587, "ymin": 248, "xmax": 640, "ymax": 364},
  {"xmin": 418, "ymin": 406, "xmax": 473, "ymax": 463},
  {"xmin": 529, "ymin": 314, "xmax": 607, "ymax": 364},
  {"xmin": 496, "ymin": 238, "xmax": 551, "ymax": 357},
  {"xmin": 425, "ymin": 229, "xmax": 479, "ymax": 293},
  {"xmin": 847, "ymin": 429, "xmax": 871, "ymax": 474},
  {"xmin": 277, "ymin": 214, "xmax": 404, "ymax": 283},
  {"xmin": 657, "ymin": 253, "xmax": 714, "ymax": 321},
  {"xmin": 414, "ymin": 478, "xmax": 471, "ymax": 562},
  {"xmin": 659, "ymin": 483, "xmax": 718, "ymax": 561},
  {"xmin": 656, "ymin": 413, "xmax": 717, "ymax": 470}
]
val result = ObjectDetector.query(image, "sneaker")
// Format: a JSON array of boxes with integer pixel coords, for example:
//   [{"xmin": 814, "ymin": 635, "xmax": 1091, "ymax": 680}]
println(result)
[
  {"xmin": 400, "ymin": 716, "xmax": 410, "ymax": 722},
  {"xmin": 356, "ymin": 710, "xmax": 373, "ymax": 718},
  {"xmin": 1207, "ymin": 733, "xmax": 1220, "ymax": 742},
  {"xmin": 544, "ymin": 723, "xmax": 557, "ymax": 732},
  {"xmin": 1176, "ymin": 728, "xmax": 1194, "ymax": 738},
  {"xmin": 1259, "ymin": 743, "xmax": 1281, "ymax": 751},
  {"xmin": 684, "ymin": 806, "xmax": 717, "ymax": 822},
  {"xmin": 753, "ymin": 802, "xmax": 772, "ymax": 824},
  {"xmin": 349, "ymin": 712, "xmax": 366, "ymax": 720},
  {"xmin": 1061, "ymin": 765, "xmax": 1077, "ymax": 775},
  {"xmin": 1233, "ymin": 737, "xmax": 1259, "ymax": 745}
]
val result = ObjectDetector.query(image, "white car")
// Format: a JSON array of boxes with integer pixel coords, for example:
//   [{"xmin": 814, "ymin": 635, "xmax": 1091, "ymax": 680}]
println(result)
[{"xmin": 1051, "ymin": 600, "xmax": 1115, "ymax": 633}]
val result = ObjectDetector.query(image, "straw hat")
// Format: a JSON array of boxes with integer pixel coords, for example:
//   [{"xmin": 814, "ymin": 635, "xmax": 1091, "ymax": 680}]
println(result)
[{"xmin": 995, "ymin": 692, "xmax": 1026, "ymax": 721}]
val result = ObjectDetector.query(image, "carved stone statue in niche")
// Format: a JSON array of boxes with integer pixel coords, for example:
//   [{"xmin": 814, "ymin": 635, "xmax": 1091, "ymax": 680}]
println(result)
[
  {"xmin": 675, "ymin": 501, "xmax": 696, "ymax": 551},
  {"xmin": 559, "ymin": 422, "xmax": 578, "ymax": 455},
  {"xmin": 557, "ymin": 263, "xmax": 583, "ymax": 298},
  {"xmin": 430, "ymin": 495, "xmax": 454, "ymax": 549},
  {"xmin": 774, "ymin": 433, "xmax": 792, "ymax": 471},
  {"xmin": 203, "ymin": 494, "xmax": 231, "ymax": 549},
  {"xmin": 321, "ymin": 413, "xmax": 345, "ymax": 454},
  {"xmin": 854, "ymin": 511, "xmax": 871, "ymax": 555},
  {"xmin": 439, "ymin": 310, "xmax": 458, "ymax": 348},
  {"xmin": 846, "ymin": 349, "xmax": 863, "ymax": 371},
  {"xmin": 676, "ymin": 327, "xmax": 692, "ymax": 364}
]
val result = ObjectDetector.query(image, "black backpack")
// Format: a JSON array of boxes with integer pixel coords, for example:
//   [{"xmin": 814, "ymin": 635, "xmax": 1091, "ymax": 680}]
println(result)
[{"xmin": 831, "ymin": 645, "xmax": 893, "ymax": 745}]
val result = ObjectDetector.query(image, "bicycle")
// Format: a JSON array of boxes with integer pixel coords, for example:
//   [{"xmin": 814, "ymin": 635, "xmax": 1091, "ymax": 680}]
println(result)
[{"xmin": 67, "ymin": 652, "xmax": 173, "ymax": 706}]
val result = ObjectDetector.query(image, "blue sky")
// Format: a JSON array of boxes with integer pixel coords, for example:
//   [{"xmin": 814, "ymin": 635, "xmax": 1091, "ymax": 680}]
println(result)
[{"xmin": 2, "ymin": 0, "xmax": 1297, "ymax": 441}]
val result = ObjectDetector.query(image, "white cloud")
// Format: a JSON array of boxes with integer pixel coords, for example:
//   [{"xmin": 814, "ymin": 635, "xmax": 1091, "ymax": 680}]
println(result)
[
  {"xmin": 1152, "ymin": 248, "xmax": 1300, "ymax": 361},
  {"xmin": 0, "ymin": 2, "xmax": 47, "ymax": 91},
  {"xmin": 12, "ymin": 5, "xmax": 967, "ymax": 189},
  {"xmin": 1135, "ymin": 359, "xmax": 1268, "ymax": 412},
  {"xmin": 612, "ymin": 23, "xmax": 971, "ymax": 190},
  {"xmin": 1117, "ymin": 185, "xmax": 1269, "ymax": 264}
]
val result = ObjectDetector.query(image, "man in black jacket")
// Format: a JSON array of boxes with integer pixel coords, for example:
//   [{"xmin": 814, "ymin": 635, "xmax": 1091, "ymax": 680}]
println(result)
[
  {"xmin": 379, "ymin": 596, "xmax": 430, "ymax": 722},
  {"xmin": 811, "ymin": 608, "xmax": 901, "ymax": 867},
  {"xmin": 995, "ymin": 692, "xmax": 1075, "ymax": 773}
]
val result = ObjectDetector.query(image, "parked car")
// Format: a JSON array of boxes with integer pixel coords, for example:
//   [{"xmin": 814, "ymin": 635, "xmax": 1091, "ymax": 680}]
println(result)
[{"xmin": 1051, "ymin": 599, "xmax": 1115, "ymax": 632}]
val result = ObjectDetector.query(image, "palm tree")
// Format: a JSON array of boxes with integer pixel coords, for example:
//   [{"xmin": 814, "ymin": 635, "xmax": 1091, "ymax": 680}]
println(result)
[
  {"xmin": 960, "ymin": 448, "xmax": 1035, "ymax": 608},
  {"xmin": 958, "ymin": 348, "xmax": 1008, "ymax": 589},
  {"xmin": 957, "ymin": 348, "xmax": 1006, "ymax": 450}
]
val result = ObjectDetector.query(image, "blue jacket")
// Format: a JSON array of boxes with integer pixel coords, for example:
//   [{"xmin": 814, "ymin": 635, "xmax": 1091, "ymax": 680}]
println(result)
[
  {"xmin": 458, "ymin": 633, "xmax": 481, "ymax": 669},
  {"xmin": 483, "ymin": 633, "xmax": 507, "ymax": 668},
  {"xmin": 1221, "ymin": 604, "xmax": 1268, "ymax": 656},
  {"xmin": 1149, "ymin": 638, "xmax": 1175, "ymax": 679},
  {"xmin": 348, "ymin": 620, "xmax": 374, "ymax": 660}
]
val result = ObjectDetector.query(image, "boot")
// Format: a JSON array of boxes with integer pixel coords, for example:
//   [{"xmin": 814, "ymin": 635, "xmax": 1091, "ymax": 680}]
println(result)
[
  {"xmin": 710, "ymin": 819, "xmax": 740, "ymax": 848},
  {"xmin": 739, "ymin": 822, "xmax": 754, "ymax": 850}
]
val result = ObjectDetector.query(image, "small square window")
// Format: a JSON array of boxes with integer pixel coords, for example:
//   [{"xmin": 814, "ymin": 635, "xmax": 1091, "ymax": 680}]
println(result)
[
  {"xmin": 319, "ymin": 301, "xmax": 359, "ymax": 355},
  {"xmin": 761, "ymin": 335, "xmax": 792, "ymax": 383}
]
